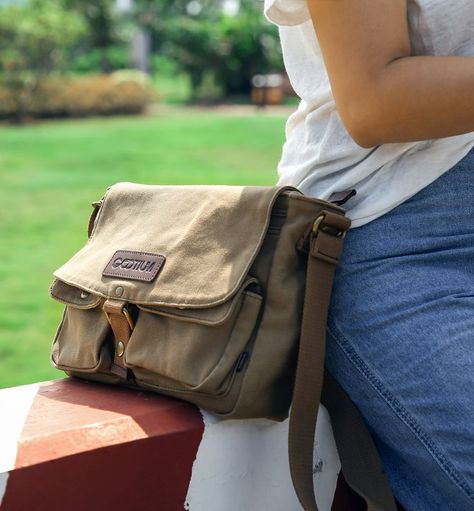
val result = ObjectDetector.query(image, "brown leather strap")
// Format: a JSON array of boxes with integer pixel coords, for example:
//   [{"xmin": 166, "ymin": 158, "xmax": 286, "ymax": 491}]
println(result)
[
  {"xmin": 288, "ymin": 215, "xmax": 344, "ymax": 511},
  {"xmin": 103, "ymin": 299, "xmax": 134, "ymax": 379},
  {"xmin": 288, "ymin": 212, "xmax": 397, "ymax": 511}
]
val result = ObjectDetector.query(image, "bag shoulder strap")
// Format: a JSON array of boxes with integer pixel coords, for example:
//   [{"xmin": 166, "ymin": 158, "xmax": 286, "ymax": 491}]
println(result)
[{"xmin": 288, "ymin": 211, "xmax": 397, "ymax": 511}]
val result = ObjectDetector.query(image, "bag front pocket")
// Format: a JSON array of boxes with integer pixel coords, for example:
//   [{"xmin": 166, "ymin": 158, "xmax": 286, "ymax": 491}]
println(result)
[
  {"xmin": 124, "ymin": 279, "xmax": 262, "ymax": 395},
  {"xmin": 50, "ymin": 279, "xmax": 111, "ymax": 372}
]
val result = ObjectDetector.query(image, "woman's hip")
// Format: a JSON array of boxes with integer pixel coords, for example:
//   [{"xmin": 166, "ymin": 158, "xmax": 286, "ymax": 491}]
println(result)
[{"xmin": 324, "ymin": 147, "xmax": 474, "ymax": 509}]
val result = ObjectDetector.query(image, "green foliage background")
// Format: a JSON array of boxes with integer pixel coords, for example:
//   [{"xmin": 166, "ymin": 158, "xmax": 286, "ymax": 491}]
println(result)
[{"xmin": 0, "ymin": 0, "xmax": 285, "ymax": 115}]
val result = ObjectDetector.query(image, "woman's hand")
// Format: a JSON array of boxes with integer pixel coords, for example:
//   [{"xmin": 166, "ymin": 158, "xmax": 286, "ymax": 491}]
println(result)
[{"xmin": 306, "ymin": 0, "xmax": 474, "ymax": 147}]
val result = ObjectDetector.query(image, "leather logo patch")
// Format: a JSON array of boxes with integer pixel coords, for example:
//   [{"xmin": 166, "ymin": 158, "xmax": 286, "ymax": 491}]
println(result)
[{"xmin": 103, "ymin": 250, "xmax": 166, "ymax": 282}]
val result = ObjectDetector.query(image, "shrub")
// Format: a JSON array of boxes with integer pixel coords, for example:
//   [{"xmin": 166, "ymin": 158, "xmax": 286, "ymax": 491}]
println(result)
[
  {"xmin": 71, "ymin": 46, "xmax": 130, "ymax": 74},
  {"xmin": 0, "ymin": 0, "xmax": 86, "ymax": 122},
  {"xmin": 0, "ymin": 72, "xmax": 155, "ymax": 119}
]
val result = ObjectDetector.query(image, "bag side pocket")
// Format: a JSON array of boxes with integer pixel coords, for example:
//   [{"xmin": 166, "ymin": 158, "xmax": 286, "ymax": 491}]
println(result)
[
  {"xmin": 50, "ymin": 279, "xmax": 111, "ymax": 372},
  {"xmin": 124, "ymin": 281, "xmax": 262, "ymax": 397}
]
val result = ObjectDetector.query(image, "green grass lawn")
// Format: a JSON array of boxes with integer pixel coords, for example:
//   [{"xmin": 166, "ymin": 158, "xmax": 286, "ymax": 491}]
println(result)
[{"xmin": 0, "ymin": 108, "xmax": 288, "ymax": 388}]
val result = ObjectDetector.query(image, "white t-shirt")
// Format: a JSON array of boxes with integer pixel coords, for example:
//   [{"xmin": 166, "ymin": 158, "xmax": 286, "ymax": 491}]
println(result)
[{"xmin": 264, "ymin": 0, "xmax": 474, "ymax": 227}]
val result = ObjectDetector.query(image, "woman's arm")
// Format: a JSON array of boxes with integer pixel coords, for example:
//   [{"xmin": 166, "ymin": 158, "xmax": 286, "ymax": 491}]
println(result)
[{"xmin": 306, "ymin": 0, "xmax": 474, "ymax": 147}]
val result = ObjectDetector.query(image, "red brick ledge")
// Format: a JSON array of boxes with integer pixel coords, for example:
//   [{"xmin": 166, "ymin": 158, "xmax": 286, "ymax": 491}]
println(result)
[
  {"xmin": 0, "ymin": 378, "xmax": 204, "ymax": 511},
  {"xmin": 0, "ymin": 378, "xmax": 362, "ymax": 511}
]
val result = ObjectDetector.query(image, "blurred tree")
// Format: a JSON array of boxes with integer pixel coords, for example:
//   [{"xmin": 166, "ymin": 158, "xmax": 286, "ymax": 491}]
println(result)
[
  {"xmin": 213, "ymin": 0, "xmax": 283, "ymax": 96},
  {"xmin": 124, "ymin": 0, "xmax": 218, "ymax": 99},
  {"xmin": 0, "ymin": 0, "xmax": 284, "ymax": 110},
  {"xmin": 61, "ymin": 0, "xmax": 118, "ymax": 73},
  {"xmin": 130, "ymin": 0, "xmax": 283, "ymax": 101},
  {"xmin": 0, "ymin": 0, "xmax": 85, "ymax": 122}
]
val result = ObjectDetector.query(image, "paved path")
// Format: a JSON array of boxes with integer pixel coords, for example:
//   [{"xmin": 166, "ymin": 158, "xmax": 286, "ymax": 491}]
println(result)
[{"xmin": 146, "ymin": 103, "xmax": 298, "ymax": 117}]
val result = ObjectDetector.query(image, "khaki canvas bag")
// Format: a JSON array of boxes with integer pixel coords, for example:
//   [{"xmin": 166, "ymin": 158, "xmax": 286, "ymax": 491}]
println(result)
[{"xmin": 49, "ymin": 183, "xmax": 397, "ymax": 511}]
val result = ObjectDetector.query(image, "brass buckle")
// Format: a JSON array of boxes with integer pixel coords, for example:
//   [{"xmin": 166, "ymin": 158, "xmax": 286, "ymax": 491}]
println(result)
[
  {"xmin": 104, "ymin": 305, "xmax": 135, "ymax": 330},
  {"xmin": 312, "ymin": 214, "xmax": 347, "ymax": 239}
]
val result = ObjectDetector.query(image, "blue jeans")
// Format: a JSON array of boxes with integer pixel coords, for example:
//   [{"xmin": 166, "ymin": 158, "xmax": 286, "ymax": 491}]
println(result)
[{"xmin": 325, "ymin": 147, "xmax": 474, "ymax": 511}]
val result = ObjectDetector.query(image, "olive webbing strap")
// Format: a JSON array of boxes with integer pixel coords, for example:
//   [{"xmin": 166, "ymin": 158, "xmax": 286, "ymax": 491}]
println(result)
[{"xmin": 288, "ymin": 215, "xmax": 397, "ymax": 511}]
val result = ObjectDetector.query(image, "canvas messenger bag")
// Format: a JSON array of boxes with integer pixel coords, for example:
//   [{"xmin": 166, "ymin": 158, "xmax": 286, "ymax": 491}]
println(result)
[{"xmin": 49, "ymin": 183, "xmax": 397, "ymax": 511}]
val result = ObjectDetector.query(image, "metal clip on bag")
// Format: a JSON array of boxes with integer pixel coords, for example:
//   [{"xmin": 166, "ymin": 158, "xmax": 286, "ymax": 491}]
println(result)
[{"xmin": 49, "ymin": 183, "xmax": 397, "ymax": 511}]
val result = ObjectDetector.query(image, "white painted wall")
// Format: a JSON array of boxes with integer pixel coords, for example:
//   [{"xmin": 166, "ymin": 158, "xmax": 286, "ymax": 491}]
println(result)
[
  {"xmin": 0, "ymin": 383, "xmax": 39, "ymax": 506},
  {"xmin": 185, "ymin": 405, "xmax": 341, "ymax": 511}
]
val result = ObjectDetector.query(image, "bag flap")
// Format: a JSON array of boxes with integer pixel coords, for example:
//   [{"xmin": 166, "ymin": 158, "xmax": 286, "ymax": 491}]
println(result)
[
  {"xmin": 53, "ymin": 183, "xmax": 297, "ymax": 308},
  {"xmin": 49, "ymin": 278, "xmax": 102, "ymax": 309},
  {"xmin": 137, "ymin": 277, "xmax": 260, "ymax": 325}
]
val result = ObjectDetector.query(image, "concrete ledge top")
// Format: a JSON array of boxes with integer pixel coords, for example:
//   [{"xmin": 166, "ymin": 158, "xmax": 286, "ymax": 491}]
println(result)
[
  {"xmin": 1, "ymin": 377, "xmax": 204, "ymax": 469},
  {"xmin": 0, "ymin": 378, "xmax": 205, "ymax": 511}
]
